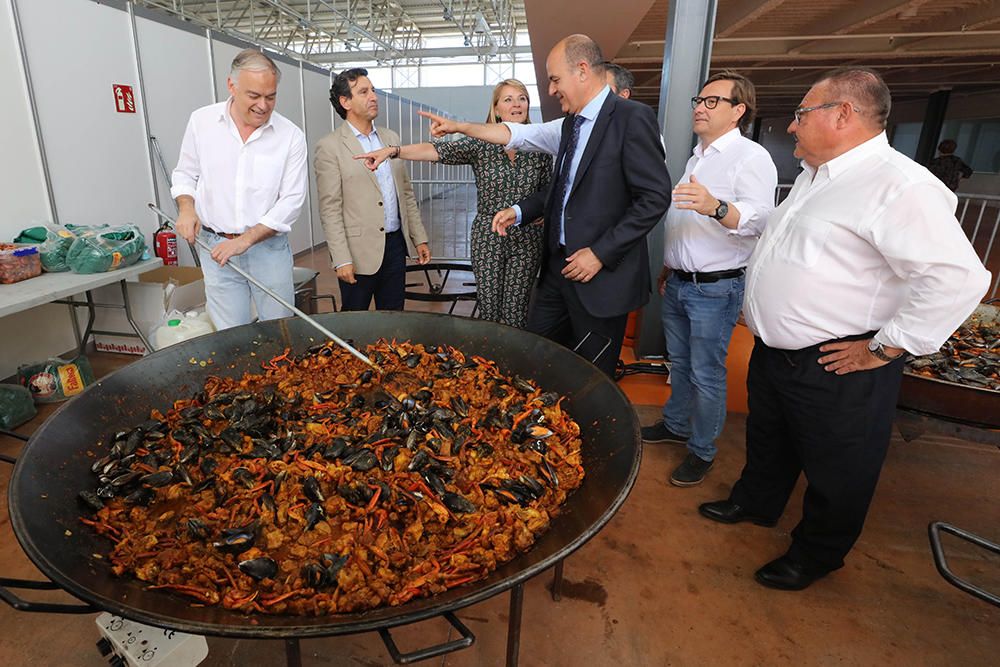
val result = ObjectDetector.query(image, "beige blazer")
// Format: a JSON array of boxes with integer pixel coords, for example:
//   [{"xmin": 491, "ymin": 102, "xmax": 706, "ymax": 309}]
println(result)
[{"xmin": 315, "ymin": 122, "xmax": 428, "ymax": 274}]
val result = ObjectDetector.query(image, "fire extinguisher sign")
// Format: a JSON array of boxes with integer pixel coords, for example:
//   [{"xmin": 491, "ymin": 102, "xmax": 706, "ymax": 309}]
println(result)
[{"xmin": 112, "ymin": 84, "xmax": 136, "ymax": 113}]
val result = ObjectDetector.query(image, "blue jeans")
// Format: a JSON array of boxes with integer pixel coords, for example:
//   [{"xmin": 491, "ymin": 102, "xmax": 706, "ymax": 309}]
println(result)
[
  {"xmin": 661, "ymin": 272, "xmax": 745, "ymax": 461},
  {"xmin": 198, "ymin": 230, "xmax": 294, "ymax": 330}
]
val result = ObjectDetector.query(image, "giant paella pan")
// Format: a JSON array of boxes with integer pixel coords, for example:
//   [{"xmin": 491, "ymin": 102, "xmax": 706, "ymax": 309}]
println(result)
[{"xmin": 4, "ymin": 311, "xmax": 641, "ymax": 642}]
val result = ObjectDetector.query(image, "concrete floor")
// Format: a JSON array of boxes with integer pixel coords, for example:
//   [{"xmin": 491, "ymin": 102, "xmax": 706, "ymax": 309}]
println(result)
[{"xmin": 1, "ymin": 253, "xmax": 998, "ymax": 665}]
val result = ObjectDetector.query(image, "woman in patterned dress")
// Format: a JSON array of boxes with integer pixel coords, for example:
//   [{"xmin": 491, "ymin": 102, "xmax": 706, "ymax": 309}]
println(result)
[{"xmin": 355, "ymin": 80, "xmax": 552, "ymax": 329}]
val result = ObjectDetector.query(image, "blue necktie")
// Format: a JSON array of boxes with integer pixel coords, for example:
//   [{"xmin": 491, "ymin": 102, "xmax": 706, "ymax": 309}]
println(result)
[{"xmin": 550, "ymin": 115, "xmax": 585, "ymax": 251}]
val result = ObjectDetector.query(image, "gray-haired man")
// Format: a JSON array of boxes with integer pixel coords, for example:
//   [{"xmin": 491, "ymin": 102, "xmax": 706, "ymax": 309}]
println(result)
[{"xmin": 172, "ymin": 48, "xmax": 308, "ymax": 329}]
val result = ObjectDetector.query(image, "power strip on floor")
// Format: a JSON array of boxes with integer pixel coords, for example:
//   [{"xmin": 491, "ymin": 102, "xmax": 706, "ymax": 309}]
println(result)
[{"xmin": 95, "ymin": 612, "xmax": 209, "ymax": 667}]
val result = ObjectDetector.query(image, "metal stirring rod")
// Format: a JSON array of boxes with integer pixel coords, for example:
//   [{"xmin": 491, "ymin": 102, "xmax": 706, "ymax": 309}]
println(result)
[{"xmin": 147, "ymin": 203, "xmax": 375, "ymax": 369}]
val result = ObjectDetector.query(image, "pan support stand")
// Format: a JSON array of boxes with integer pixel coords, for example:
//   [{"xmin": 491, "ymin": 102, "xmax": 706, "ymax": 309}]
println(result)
[
  {"xmin": 280, "ymin": 570, "xmax": 558, "ymax": 667},
  {"xmin": 285, "ymin": 638, "xmax": 303, "ymax": 667}
]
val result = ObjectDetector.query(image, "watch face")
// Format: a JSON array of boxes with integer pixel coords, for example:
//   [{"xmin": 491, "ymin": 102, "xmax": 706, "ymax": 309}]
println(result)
[{"xmin": 867, "ymin": 339, "xmax": 879, "ymax": 351}]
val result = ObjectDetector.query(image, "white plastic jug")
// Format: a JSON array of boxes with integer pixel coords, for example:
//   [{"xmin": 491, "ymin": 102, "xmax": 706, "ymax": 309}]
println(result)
[{"xmin": 153, "ymin": 311, "xmax": 215, "ymax": 350}]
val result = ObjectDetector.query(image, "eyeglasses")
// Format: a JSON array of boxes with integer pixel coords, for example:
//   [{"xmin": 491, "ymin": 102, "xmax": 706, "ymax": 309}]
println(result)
[
  {"xmin": 691, "ymin": 95, "xmax": 738, "ymax": 110},
  {"xmin": 793, "ymin": 101, "xmax": 860, "ymax": 123}
]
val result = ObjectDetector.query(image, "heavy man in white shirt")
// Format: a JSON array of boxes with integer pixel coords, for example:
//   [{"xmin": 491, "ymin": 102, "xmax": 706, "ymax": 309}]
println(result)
[
  {"xmin": 315, "ymin": 69, "xmax": 430, "ymax": 311},
  {"xmin": 699, "ymin": 68, "xmax": 991, "ymax": 591},
  {"xmin": 172, "ymin": 49, "xmax": 307, "ymax": 330},
  {"xmin": 641, "ymin": 72, "xmax": 777, "ymax": 487}
]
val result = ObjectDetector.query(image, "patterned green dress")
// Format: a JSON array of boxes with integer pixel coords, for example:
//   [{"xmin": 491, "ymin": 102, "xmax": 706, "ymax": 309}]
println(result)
[{"xmin": 433, "ymin": 136, "xmax": 553, "ymax": 328}]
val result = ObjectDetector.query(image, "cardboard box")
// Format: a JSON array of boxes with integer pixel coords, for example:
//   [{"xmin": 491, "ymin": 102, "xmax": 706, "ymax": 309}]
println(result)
[{"xmin": 92, "ymin": 266, "xmax": 206, "ymax": 355}]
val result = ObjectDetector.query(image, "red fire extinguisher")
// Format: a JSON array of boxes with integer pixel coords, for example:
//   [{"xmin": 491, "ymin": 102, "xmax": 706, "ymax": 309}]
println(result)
[{"xmin": 154, "ymin": 221, "xmax": 178, "ymax": 266}]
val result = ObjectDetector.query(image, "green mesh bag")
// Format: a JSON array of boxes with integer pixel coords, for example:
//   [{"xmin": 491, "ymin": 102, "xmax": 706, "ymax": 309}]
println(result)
[
  {"xmin": 66, "ymin": 224, "xmax": 146, "ymax": 274},
  {"xmin": 0, "ymin": 384, "xmax": 36, "ymax": 429}
]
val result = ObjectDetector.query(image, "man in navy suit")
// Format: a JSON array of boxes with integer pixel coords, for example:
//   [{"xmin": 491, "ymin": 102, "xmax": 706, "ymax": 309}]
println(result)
[{"xmin": 421, "ymin": 35, "xmax": 671, "ymax": 377}]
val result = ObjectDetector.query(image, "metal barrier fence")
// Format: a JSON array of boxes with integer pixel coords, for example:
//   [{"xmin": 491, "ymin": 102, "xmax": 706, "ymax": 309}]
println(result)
[
  {"xmin": 374, "ymin": 90, "xmax": 476, "ymax": 260},
  {"xmin": 957, "ymin": 194, "xmax": 1000, "ymax": 299}
]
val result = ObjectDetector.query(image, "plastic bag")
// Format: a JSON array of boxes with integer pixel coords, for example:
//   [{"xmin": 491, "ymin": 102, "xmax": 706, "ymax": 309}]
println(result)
[
  {"xmin": 66, "ymin": 224, "xmax": 146, "ymax": 274},
  {"xmin": 17, "ymin": 355, "xmax": 96, "ymax": 403},
  {"xmin": 0, "ymin": 384, "xmax": 36, "ymax": 429},
  {"xmin": 151, "ymin": 308, "xmax": 215, "ymax": 350}
]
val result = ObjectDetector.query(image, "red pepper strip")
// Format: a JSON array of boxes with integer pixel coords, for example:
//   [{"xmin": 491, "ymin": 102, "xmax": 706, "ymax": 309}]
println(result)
[
  {"xmin": 512, "ymin": 407, "xmax": 535, "ymax": 427},
  {"xmin": 366, "ymin": 484, "xmax": 382, "ymax": 513},
  {"xmin": 261, "ymin": 589, "xmax": 304, "ymax": 606},
  {"xmin": 444, "ymin": 575, "xmax": 478, "ymax": 589},
  {"xmin": 268, "ymin": 349, "xmax": 291, "ymax": 366}
]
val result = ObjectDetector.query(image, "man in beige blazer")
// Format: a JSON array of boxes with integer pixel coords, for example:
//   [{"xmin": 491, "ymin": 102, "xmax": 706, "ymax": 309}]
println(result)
[{"xmin": 315, "ymin": 68, "xmax": 430, "ymax": 310}]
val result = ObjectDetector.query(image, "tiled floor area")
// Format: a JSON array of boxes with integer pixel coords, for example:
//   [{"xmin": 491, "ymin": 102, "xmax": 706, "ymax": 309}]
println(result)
[{"xmin": 1, "ymin": 250, "xmax": 998, "ymax": 666}]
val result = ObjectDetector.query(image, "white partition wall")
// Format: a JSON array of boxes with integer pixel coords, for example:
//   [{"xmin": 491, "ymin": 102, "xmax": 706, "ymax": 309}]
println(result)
[
  {"xmin": 303, "ymin": 68, "xmax": 335, "ymax": 255},
  {"xmin": 16, "ymin": 0, "xmax": 155, "ymax": 230},
  {"xmin": 134, "ymin": 15, "xmax": 214, "ymax": 266},
  {"xmin": 0, "ymin": 0, "xmax": 74, "ymax": 379},
  {"xmin": 0, "ymin": 1, "xmax": 49, "ymax": 237}
]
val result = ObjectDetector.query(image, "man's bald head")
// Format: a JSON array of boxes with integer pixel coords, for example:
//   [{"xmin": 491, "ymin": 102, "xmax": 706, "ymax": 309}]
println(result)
[{"xmin": 546, "ymin": 34, "xmax": 607, "ymax": 114}]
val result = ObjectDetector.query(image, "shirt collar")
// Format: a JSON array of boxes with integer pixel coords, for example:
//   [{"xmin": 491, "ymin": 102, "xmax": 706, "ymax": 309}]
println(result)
[
  {"xmin": 347, "ymin": 119, "xmax": 378, "ymax": 140},
  {"xmin": 578, "ymin": 85, "xmax": 612, "ymax": 122},
  {"xmin": 803, "ymin": 131, "xmax": 888, "ymax": 180},
  {"xmin": 219, "ymin": 97, "xmax": 274, "ymax": 134},
  {"xmin": 694, "ymin": 127, "xmax": 741, "ymax": 158}
]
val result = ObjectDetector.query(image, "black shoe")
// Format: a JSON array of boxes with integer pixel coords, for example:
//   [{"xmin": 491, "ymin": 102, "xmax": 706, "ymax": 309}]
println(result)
[
  {"xmin": 698, "ymin": 500, "xmax": 778, "ymax": 527},
  {"xmin": 754, "ymin": 555, "xmax": 830, "ymax": 591},
  {"xmin": 669, "ymin": 453, "xmax": 714, "ymax": 487},
  {"xmin": 641, "ymin": 422, "xmax": 687, "ymax": 444}
]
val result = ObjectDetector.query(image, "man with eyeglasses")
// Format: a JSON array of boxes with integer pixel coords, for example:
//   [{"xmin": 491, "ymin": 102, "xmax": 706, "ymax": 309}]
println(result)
[
  {"xmin": 699, "ymin": 68, "xmax": 990, "ymax": 591},
  {"xmin": 641, "ymin": 71, "xmax": 777, "ymax": 487}
]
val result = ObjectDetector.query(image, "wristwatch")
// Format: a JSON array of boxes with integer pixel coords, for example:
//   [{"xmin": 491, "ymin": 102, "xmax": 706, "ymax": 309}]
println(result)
[
  {"xmin": 710, "ymin": 200, "xmax": 729, "ymax": 220},
  {"xmin": 867, "ymin": 338, "xmax": 903, "ymax": 363}
]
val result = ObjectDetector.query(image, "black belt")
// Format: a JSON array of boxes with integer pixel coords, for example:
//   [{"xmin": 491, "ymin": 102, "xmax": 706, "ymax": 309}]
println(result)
[
  {"xmin": 203, "ymin": 226, "xmax": 241, "ymax": 239},
  {"xmin": 674, "ymin": 268, "xmax": 745, "ymax": 283}
]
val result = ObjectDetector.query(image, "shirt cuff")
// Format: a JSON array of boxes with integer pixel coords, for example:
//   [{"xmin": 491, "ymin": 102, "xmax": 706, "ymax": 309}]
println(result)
[
  {"xmin": 726, "ymin": 200, "xmax": 757, "ymax": 235},
  {"xmin": 503, "ymin": 122, "xmax": 521, "ymax": 151},
  {"xmin": 170, "ymin": 183, "xmax": 197, "ymax": 200},
  {"xmin": 335, "ymin": 262, "xmax": 352, "ymax": 270},
  {"xmin": 258, "ymin": 215, "xmax": 293, "ymax": 234},
  {"xmin": 512, "ymin": 205, "xmax": 523, "ymax": 225},
  {"xmin": 874, "ymin": 324, "xmax": 923, "ymax": 356}
]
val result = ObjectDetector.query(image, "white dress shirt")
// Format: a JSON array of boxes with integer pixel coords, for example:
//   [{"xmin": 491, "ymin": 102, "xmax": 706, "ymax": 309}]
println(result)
[
  {"xmin": 171, "ymin": 99, "xmax": 307, "ymax": 234},
  {"xmin": 506, "ymin": 86, "xmax": 612, "ymax": 245},
  {"xmin": 347, "ymin": 121, "xmax": 401, "ymax": 233},
  {"xmin": 743, "ymin": 132, "xmax": 991, "ymax": 355},
  {"xmin": 663, "ymin": 128, "xmax": 777, "ymax": 272}
]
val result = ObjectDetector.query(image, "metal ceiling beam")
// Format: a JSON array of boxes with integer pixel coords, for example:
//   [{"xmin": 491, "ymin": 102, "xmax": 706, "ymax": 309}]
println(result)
[
  {"xmin": 787, "ymin": 0, "xmax": 934, "ymax": 54},
  {"xmin": 311, "ymin": 43, "xmax": 532, "ymax": 63},
  {"xmin": 715, "ymin": 0, "xmax": 789, "ymax": 38}
]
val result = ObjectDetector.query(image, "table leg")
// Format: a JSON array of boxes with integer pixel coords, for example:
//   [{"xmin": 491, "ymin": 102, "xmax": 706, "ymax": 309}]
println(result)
[
  {"xmin": 119, "ymin": 280, "xmax": 151, "ymax": 353},
  {"xmin": 77, "ymin": 291, "xmax": 98, "ymax": 356}
]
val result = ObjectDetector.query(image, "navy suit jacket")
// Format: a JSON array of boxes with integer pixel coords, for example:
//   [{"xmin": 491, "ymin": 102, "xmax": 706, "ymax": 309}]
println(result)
[{"xmin": 518, "ymin": 93, "xmax": 671, "ymax": 318}]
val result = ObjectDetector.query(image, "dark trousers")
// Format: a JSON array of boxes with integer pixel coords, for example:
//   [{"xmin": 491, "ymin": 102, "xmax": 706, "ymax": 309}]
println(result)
[
  {"xmin": 730, "ymin": 335, "xmax": 904, "ymax": 571},
  {"xmin": 526, "ymin": 248, "xmax": 627, "ymax": 378},
  {"xmin": 339, "ymin": 230, "xmax": 406, "ymax": 311}
]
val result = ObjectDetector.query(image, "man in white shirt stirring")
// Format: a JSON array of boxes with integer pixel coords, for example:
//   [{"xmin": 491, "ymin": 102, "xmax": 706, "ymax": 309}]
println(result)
[
  {"xmin": 172, "ymin": 49, "xmax": 307, "ymax": 330},
  {"xmin": 699, "ymin": 68, "xmax": 991, "ymax": 591},
  {"xmin": 641, "ymin": 72, "xmax": 777, "ymax": 487}
]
